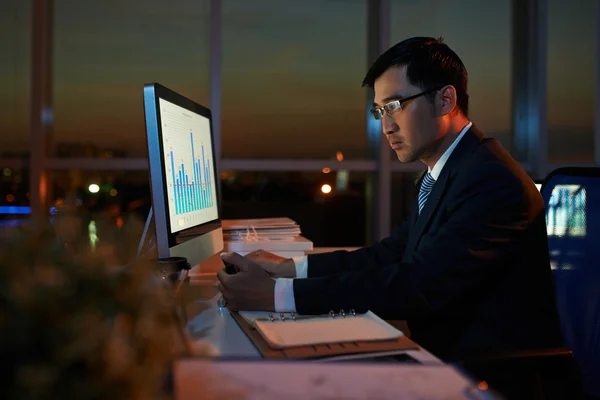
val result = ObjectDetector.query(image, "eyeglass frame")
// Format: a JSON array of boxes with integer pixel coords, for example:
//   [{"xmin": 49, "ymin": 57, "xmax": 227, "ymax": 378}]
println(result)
[{"xmin": 369, "ymin": 87, "xmax": 443, "ymax": 120}]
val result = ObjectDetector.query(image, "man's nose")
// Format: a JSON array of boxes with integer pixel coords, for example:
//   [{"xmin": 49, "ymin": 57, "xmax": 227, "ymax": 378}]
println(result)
[{"xmin": 381, "ymin": 114, "xmax": 398, "ymax": 136}]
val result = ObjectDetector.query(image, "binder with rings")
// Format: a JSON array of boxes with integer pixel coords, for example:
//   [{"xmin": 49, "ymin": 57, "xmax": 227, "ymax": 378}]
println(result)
[
  {"xmin": 231, "ymin": 309, "xmax": 420, "ymax": 360},
  {"xmin": 246, "ymin": 309, "xmax": 357, "ymax": 324}
]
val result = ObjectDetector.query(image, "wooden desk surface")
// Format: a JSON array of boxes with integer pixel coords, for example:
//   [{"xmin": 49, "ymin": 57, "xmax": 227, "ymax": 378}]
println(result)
[{"xmin": 175, "ymin": 359, "xmax": 496, "ymax": 400}]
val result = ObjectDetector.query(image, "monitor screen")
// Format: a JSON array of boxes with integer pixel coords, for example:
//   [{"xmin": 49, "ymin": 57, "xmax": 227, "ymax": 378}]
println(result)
[
  {"xmin": 143, "ymin": 83, "xmax": 223, "ymax": 265},
  {"xmin": 158, "ymin": 98, "xmax": 218, "ymax": 233}
]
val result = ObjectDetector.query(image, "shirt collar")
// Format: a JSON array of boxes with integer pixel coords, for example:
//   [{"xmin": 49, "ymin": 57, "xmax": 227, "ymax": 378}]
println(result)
[{"xmin": 429, "ymin": 122, "xmax": 472, "ymax": 180}]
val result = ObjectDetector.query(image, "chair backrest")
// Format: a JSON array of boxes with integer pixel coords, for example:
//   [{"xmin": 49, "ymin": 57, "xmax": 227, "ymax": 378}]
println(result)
[{"xmin": 540, "ymin": 167, "xmax": 600, "ymax": 397}]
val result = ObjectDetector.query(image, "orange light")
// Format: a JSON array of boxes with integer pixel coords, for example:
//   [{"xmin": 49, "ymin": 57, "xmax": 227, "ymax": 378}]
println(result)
[
  {"xmin": 109, "ymin": 189, "xmax": 118, "ymax": 197},
  {"xmin": 116, "ymin": 216, "xmax": 124, "ymax": 229},
  {"xmin": 478, "ymin": 381, "xmax": 489, "ymax": 391},
  {"xmin": 322, "ymin": 167, "xmax": 331, "ymax": 174},
  {"xmin": 6, "ymin": 194, "xmax": 15, "ymax": 202},
  {"xmin": 321, "ymin": 184, "xmax": 332, "ymax": 194},
  {"xmin": 336, "ymin": 151, "xmax": 344, "ymax": 162}
]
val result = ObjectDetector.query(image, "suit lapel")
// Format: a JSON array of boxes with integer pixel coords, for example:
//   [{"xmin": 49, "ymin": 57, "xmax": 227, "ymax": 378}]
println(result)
[{"xmin": 405, "ymin": 126, "xmax": 484, "ymax": 256}]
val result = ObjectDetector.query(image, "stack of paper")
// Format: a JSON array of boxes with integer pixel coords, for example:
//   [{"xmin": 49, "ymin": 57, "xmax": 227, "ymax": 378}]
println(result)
[
  {"xmin": 222, "ymin": 218, "xmax": 301, "ymax": 241},
  {"xmin": 222, "ymin": 217, "xmax": 312, "ymax": 257}
]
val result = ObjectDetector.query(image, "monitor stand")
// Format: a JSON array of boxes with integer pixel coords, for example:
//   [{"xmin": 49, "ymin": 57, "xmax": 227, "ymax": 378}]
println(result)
[
  {"xmin": 137, "ymin": 206, "xmax": 155, "ymax": 259},
  {"xmin": 136, "ymin": 206, "xmax": 224, "ymax": 269}
]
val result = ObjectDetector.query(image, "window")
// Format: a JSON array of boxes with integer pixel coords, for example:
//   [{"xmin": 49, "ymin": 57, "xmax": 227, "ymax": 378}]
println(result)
[
  {"xmin": 50, "ymin": 169, "xmax": 151, "ymax": 217},
  {"xmin": 48, "ymin": 169, "xmax": 150, "ymax": 254},
  {"xmin": 390, "ymin": 0, "xmax": 513, "ymax": 157},
  {"xmin": 221, "ymin": 170, "xmax": 369, "ymax": 246},
  {"xmin": 547, "ymin": 0, "xmax": 596, "ymax": 163},
  {"xmin": 0, "ymin": 164, "xmax": 29, "ymax": 216},
  {"xmin": 48, "ymin": 168, "xmax": 370, "ymax": 247},
  {"xmin": 0, "ymin": 1, "xmax": 31, "ymax": 216},
  {"xmin": 0, "ymin": 1, "xmax": 31, "ymax": 158},
  {"xmin": 52, "ymin": 1, "xmax": 210, "ymax": 158},
  {"xmin": 221, "ymin": 0, "xmax": 368, "ymax": 159}
]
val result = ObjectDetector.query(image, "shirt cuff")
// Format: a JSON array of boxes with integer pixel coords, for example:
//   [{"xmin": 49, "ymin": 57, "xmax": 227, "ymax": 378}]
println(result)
[
  {"xmin": 274, "ymin": 278, "xmax": 297, "ymax": 312},
  {"xmin": 292, "ymin": 255, "xmax": 308, "ymax": 278}
]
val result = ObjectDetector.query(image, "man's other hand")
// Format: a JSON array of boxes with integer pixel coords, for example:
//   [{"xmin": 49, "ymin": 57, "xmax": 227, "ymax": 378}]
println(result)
[
  {"xmin": 244, "ymin": 250, "xmax": 296, "ymax": 278},
  {"xmin": 217, "ymin": 252, "xmax": 276, "ymax": 311}
]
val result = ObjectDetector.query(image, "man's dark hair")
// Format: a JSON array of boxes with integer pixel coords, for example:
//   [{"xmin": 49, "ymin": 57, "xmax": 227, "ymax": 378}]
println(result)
[{"xmin": 362, "ymin": 37, "xmax": 469, "ymax": 116}]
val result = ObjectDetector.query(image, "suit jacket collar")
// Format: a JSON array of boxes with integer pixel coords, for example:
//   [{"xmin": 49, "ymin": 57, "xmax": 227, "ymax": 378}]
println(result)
[{"xmin": 405, "ymin": 125, "xmax": 484, "ymax": 258}]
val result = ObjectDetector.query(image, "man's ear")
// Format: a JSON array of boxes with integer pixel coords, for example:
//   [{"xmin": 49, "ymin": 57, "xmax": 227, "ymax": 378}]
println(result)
[{"xmin": 437, "ymin": 85, "xmax": 458, "ymax": 116}]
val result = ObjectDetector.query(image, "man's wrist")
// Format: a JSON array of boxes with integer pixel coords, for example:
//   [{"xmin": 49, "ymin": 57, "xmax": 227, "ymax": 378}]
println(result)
[{"xmin": 281, "ymin": 258, "xmax": 297, "ymax": 277}]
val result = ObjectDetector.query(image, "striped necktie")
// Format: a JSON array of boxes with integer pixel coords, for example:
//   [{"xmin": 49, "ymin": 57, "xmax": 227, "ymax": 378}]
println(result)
[{"xmin": 418, "ymin": 173, "xmax": 436, "ymax": 214}]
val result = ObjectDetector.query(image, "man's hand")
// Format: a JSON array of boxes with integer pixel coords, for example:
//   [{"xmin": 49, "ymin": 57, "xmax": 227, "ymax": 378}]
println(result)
[
  {"xmin": 217, "ymin": 252, "xmax": 276, "ymax": 311},
  {"xmin": 244, "ymin": 250, "xmax": 296, "ymax": 278}
]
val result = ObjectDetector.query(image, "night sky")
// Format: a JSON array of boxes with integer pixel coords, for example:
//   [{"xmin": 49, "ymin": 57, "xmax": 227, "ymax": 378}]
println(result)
[{"xmin": 0, "ymin": 0, "xmax": 595, "ymax": 161}]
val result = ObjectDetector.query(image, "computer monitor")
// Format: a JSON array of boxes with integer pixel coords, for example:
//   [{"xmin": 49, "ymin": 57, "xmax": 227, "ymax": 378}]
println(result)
[{"xmin": 143, "ymin": 83, "xmax": 223, "ymax": 267}]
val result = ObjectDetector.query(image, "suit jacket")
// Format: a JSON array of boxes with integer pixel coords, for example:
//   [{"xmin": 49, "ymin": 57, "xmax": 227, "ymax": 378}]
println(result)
[{"xmin": 293, "ymin": 125, "xmax": 563, "ymax": 361}]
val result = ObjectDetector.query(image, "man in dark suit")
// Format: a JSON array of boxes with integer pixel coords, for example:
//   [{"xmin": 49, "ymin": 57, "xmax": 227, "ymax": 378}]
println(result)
[{"xmin": 217, "ymin": 37, "xmax": 562, "ymax": 361}]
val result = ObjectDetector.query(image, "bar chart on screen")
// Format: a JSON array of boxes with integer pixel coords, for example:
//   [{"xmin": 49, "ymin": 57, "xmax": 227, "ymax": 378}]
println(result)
[
  {"xmin": 159, "ymin": 98, "xmax": 218, "ymax": 233},
  {"xmin": 168, "ymin": 133, "xmax": 214, "ymax": 215}
]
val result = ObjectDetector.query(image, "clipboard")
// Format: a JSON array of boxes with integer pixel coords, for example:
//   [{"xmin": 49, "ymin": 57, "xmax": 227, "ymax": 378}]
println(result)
[{"xmin": 231, "ymin": 311, "xmax": 420, "ymax": 360}]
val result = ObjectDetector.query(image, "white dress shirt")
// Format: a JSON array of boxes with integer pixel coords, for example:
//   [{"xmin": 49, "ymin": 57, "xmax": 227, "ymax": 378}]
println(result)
[{"xmin": 273, "ymin": 122, "xmax": 473, "ymax": 312}]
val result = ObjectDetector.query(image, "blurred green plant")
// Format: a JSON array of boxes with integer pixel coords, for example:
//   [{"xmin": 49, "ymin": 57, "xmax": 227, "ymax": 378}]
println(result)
[{"xmin": 0, "ymin": 215, "xmax": 208, "ymax": 399}]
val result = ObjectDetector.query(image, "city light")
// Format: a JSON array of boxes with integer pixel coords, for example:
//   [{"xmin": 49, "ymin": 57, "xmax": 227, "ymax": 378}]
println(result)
[
  {"xmin": 321, "ymin": 184, "xmax": 332, "ymax": 194},
  {"xmin": 322, "ymin": 167, "xmax": 331, "ymax": 174},
  {"xmin": 336, "ymin": 151, "xmax": 344, "ymax": 162},
  {"xmin": 336, "ymin": 170, "xmax": 349, "ymax": 192},
  {"xmin": 88, "ymin": 221, "xmax": 98, "ymax": 251},
  {"xmin": 109, "ymin": 189, "xmax": 118, "ymax": 197},
  {"xmin": 0, "ymin": 206, "xmax": 30, "ymax": 215},
  {"xmin": 88, "ymin": 184, "xmax": 100, "ymax": 193}
]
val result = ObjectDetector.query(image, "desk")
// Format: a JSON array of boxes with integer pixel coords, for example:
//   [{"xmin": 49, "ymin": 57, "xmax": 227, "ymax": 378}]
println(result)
[
  {"xmin": 177, "ymin": 257, "xmax": 501, "ymax": 399},
  {"xmin": 179, "ymin": 283, "xmax": 499, "ymax": 399},
  {"xmin": 183, "ymin": 254, "xmax": 441, "ymax": 364}
]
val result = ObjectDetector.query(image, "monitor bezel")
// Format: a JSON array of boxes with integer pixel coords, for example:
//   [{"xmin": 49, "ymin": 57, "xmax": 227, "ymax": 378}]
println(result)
[{"xmin": 143, "ymin": 82, "xmax": 221, "ymax": 249}]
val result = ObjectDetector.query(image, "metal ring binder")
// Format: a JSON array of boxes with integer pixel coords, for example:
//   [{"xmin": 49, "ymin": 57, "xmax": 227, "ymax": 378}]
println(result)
[
  {"xmin": 257, "ymin": 310, "xmax": 359, "ymax": 323},
  {"xmin": 231, "ymin": 311, "xmax": 419, "ymax": 360}
]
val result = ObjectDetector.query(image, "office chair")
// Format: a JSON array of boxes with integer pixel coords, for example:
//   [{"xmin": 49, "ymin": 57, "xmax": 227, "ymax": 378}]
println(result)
[
  {"xmin": 540, "ymin": 167, "xmax": 600, "ymax": 399},
  {"xmin": 457, "ymin": 168, "xmax": 600, "ymax": 400}
]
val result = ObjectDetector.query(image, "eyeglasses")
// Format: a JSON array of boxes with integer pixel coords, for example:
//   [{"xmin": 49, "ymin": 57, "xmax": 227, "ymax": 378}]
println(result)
[{"xmin": 370, "ymin": 88, "xmax": 441, "ymax": 120}]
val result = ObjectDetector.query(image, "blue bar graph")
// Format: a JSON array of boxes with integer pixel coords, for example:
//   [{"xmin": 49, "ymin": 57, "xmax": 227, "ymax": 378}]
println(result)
[
  {"xmin": 178, "ymin": 169, "xmax": 183, "ymax": 213},
  {"xmin": 170, "ymin": 131, "xmax": 214, "ymax": 215},
  {"xmin": 171, "ymin": 155, "xmax": 178, "ymax": 214}
]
